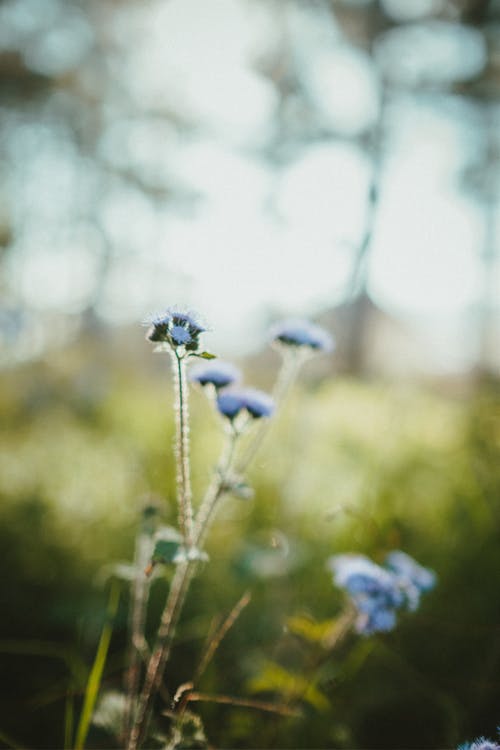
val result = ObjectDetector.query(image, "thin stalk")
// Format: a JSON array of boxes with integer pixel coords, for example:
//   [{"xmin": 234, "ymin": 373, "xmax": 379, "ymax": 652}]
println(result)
[
  {"xmin": 194, "ymin": 591, "xmax": 251, "ymax": 683},
  {"xmin": 236, "ymin": 349, "xmax": 303, "ymax": 474},
  {"xmin": 127, "ymin": 429, "xmax": 239, "ymax": 750},
  {"xmin": 172, "ymin": 351, "xmax": 194, "ymax": 548},
  {"xmin": 127, "ymin": 560, "xmax": 195, "ymax": 750},
  {"xmin": 194, "ymin": 427, "xmax": 238, "ymax": 546}
]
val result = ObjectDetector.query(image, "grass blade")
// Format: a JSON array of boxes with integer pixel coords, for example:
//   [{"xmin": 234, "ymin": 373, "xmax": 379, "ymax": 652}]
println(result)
[{"xmin": 74, "ymin": 583, "xmax": 120, "ymax": 750}]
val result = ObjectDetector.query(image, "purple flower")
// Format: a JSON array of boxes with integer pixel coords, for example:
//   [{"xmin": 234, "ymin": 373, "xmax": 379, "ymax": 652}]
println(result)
[
  {"xmin": 216, "ymin": 388, "xmax": 275, "ymax": 421},
  {"xmin": 269, "ymin": 319, "xmax": 334, "ymax": 352},
  {"xmin": 146, "ymin": 308, "xmax": 206, "ymax": 352},
  {"xmin": 189, "ymin": 361, "xmax": 241, "ymax": 390}
]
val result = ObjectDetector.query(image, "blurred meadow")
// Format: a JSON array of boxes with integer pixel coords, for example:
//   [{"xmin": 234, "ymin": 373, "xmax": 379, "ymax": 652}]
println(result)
[{"xmin": 1, "ymin": 0, "xmax": 500, "ymax": 748}]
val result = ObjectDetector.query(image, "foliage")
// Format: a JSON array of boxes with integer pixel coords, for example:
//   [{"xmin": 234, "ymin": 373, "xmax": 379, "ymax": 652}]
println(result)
[{"xmin": 0, "ymin": 341, "xmax": 499, "ymax": 748}]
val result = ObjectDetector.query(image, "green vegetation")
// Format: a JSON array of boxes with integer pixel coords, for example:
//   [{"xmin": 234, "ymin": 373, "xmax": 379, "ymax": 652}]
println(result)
[{"xmin": 1, "ymin": 345, "xmax": 499, "ymax": 749}]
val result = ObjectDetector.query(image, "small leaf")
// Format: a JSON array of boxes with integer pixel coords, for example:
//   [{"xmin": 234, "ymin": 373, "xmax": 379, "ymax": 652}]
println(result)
[
  {"xmin": 152, "ymin": 539, "xmax": 182, "ymax": 565},
  {"xmin": 286, "ymin": 615, "xmax": 340, "ymax": 645},
  {"xmin": 230, "ymin": 481, "xmax": 254, "ymax": 501},
  {"xmin": 195, "ymin": 351, "xmax": 217, "ymax": 360},
  {"xmin": 219, "ymin": 473, "xmax": 254, "ymax": 500},
  {"xmin": 151, "ymin": 526, "xmax": 183, "ymax": 565},
  {"xmin": 247, "ymin": 661, "xmax": 329, "ymax": 712}
]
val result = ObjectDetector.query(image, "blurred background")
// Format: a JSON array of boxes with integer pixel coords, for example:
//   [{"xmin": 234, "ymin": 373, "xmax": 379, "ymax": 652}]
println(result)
[{"xmin": 1, "ymin": 0, "xmax": 500, "ymax": 747}]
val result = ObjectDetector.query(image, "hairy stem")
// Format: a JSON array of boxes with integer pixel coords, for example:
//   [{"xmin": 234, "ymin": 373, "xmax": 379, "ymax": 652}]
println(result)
[
  {"xmin": 236, "ymin": 349, "xmax": 302, "ymax": 474},
  {"xmin": 127, "ymin": 430, "xmax": 238, "ymax": 750},
  {"xmin": 173, "ymin": 352, "xmax": 194, "ymax": 548},
  {"xmin": 127, "ymin": 560, "xmax": 195, "ymax": 750},
  {"xmin": 194, "ymin": 428, "xmax": 237, "ymax": 547}
]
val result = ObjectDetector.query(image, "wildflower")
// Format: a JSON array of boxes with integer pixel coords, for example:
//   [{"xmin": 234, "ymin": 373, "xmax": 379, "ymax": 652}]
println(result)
[
  {"xmin": 328, "ymin": 551, "xmax": 436, "ymax": 636},
  {"xmin": 216, "ymin": 387, "xmax": 275, "ymax": 421},
  {"xmin": 385, "ymin": 550, "xmax": 436, "ymax": 610},
  {"xmin": 328, "ymin": 554, "xmax": 405, "ymax": 635},
  {"xmin": 458, "ymin": 739, "xmax": 500, "ymax": 750},
  {"xmin": 189, "ymin": 360, "xmax": 241, "ymax": 390},
  {"xmin": 269, "ymin": 318, "xmax": 334, "ymax": 352},
  {"xmin": 146, "ymin": 308, "xmax": 206, "ymax": 352}
]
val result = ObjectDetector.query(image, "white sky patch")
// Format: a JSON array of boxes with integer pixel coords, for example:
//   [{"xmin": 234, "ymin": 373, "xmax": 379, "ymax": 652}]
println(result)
[
  {"xmin": 16, "ymin": 238, "xmax": 100, "ymax": 314},
  {"xmin": 303, "ymin": 45, "xmax": 380, "ymax": 135},
  {"xmin": 116, "ymin": 0, "xmax": 278, "ymax": 146},
  {"xmin": 369, "ymin": 194, "xmax": 483, "ymax": 315},
  {"xmin": 168, "ymin": 139, "xmax": 273, "ymax": 209},
  {"xmin": 276, "ymin": 143, "xmax": 371, "ymax": 242},
  {"xmin": 369, "ymin": 97, "xmax": 487, "ymax": 317},
  {"xmin": 5, "ymin": 0, "xmax": 499, "ymax": 371}
]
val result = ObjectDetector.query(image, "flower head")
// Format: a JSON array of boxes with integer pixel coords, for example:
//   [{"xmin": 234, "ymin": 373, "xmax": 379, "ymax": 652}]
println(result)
[
  {"xmin": 146, "ymin": 308, "xmax": 206, "ymax": 352},
  {"xmin": 328, "ymin": 554, "xmax": 405, "ymax": 635},
  {"xmin": 269, "ymin": 319, "xmax": 334, "ymax": 353},
  {"xmin": 189, "ymin": 360, "xmax": 241, "ymax": 390},
  {"xmin": 328, "ymin": 551, "xmax": 436, "ymax": 636},
  {"xmin": 458, "ymin": 739, "xmax": 500, "ymax": 750},
  {"xmin": 385, "ymin": 550, "xmax": 436, "ymax": 611},
  {"xmin": 216, "ymin": 387, "xmax": 275, "ymax": 421}
]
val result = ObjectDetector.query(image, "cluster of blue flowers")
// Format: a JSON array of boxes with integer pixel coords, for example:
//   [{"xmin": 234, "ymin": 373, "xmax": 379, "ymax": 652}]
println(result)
[
  {"xmin": 328, "ymin": 550, "xmax": 436, "ymax": 635},
  {"xmin": 185, "ymin": 315, "xmax": 333, "ymax": 423},
  {"xmin": 189, "ymin": 359, "xmax": 275, "ymax": 422},
  {"xmin": 146, "ymin": 308, "xmax": 206, "ymax": 352}
]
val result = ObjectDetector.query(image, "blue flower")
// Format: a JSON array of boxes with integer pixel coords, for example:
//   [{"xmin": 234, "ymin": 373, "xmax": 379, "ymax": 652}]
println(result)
[
  {"xmin": 328, "ymin": 554, "xmax": 404, "ymax": 635},
  {"xmin": 146, "ymin": 308, "xmax": 206, "ymax": 352},
  {"xmin": 269, "ymin": 319, "xmax": 334, "ymax": 352},
  {"xmin": 385, "ymin": 550, "xmax": 436, "ymax": 611},
  {"xmin": 328, "ymin": 551, "xmax": 435, "ymax": 636},
  {"xmin": 216, "ymin": 388, "xmax": 275, "ymax": 421},
  {"xmin": 458, "ymin": 739, "xmax": 500, "ymax": 750},
  {"xmin": 189, "ymin": 361, "xmax": 241, "ymax": 390}
]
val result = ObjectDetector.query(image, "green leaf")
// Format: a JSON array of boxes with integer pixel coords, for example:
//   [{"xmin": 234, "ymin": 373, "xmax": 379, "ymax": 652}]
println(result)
[
  {"xmin": 286, "ymin": 615, "xmax": 340, "ymax": 645},
  {"xmin": 74, "ymin": 583, "xmax": 120, "ymax": 750},
  {"xmin": 152, "ymin": 538, "xmax": 182, "ymax": 565},
  {"xmin": 150, "ymin": 526, "xmax": 183, "ymax": 565},
  {"xmin": 195, "ymin": 351, "xmax": 217, "ymax": 359},
  {"xmin": 247, "ymin": 661, "xmax": 329, "ymax": 712}
]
